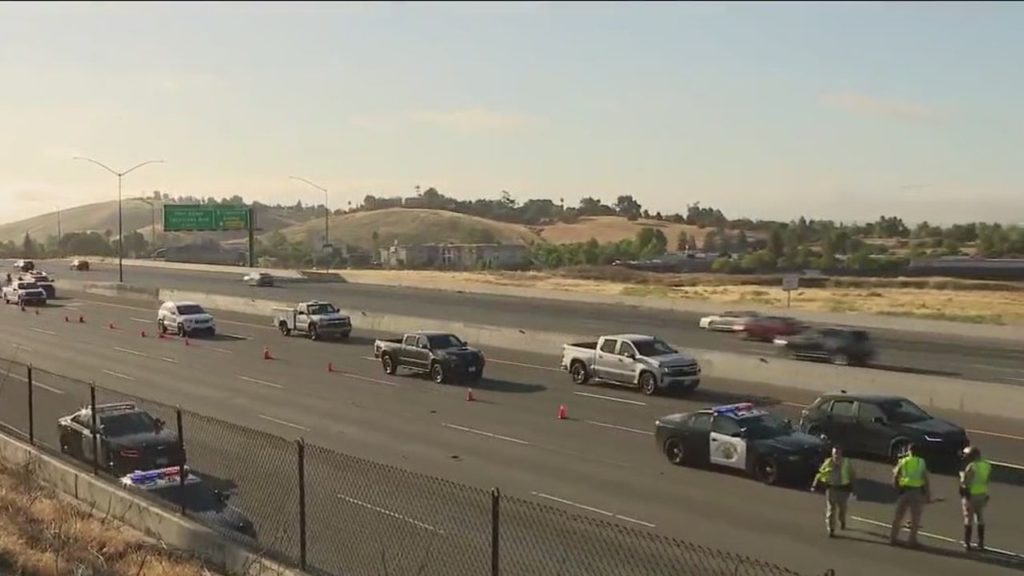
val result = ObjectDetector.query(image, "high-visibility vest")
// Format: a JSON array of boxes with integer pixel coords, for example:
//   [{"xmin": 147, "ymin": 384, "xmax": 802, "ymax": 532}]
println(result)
[
  {"xmin": 968, "ymin": 460, "xmax": 992, "ymax": 496},
  {"xmin": 898, "ymin": 455, "xmax": 927, "ymax": 488},
  {"xmin": 816, "ymin": 458, "xmax": 852, "ymax": 487}
]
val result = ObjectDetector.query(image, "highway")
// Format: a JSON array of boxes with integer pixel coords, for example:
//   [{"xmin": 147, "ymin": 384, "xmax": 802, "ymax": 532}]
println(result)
[
  {"xmin": 40, "ymin": 259, "xmax": 1024, "ymax": 387},
  {"xmin": 0, "ymin": 290, "xmax": 1022, "ymax": 576}
]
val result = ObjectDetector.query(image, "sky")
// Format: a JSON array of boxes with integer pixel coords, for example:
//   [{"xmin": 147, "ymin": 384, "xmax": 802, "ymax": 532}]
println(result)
[{"xmin": 1, "ymin": 1, "xmax": 1022, "ymax": 226}]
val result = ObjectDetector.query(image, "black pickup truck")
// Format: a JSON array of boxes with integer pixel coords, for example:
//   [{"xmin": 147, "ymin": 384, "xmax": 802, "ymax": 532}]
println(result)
[{"xmin": 373, "ymin": 331, "xmax": 485, "ymax": 384}]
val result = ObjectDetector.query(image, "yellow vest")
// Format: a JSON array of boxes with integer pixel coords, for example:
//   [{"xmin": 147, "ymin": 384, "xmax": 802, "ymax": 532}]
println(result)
[
  {"xmin": 898, "ymin": 456, "xmax": 927, "ymax": 488},
  {"xmin": 816, "ymin": 458, "xmax": 852, "ymax": 486},
  {"xmin": 968, "ymin": 460, "xmax": 991, "ymax": 496}
]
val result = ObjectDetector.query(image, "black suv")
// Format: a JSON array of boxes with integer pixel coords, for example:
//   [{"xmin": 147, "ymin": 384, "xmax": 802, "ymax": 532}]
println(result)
[
  {"xmin": 57, "ymin": 402, "xmax": 184, "ymax": 474},
  {"xmin": 799, "ymin": 392, "xmax": 968, "ymax": 466},
  {"xmin": 776, "ymin": 327, "xmax": 875, "ymax": 366}
]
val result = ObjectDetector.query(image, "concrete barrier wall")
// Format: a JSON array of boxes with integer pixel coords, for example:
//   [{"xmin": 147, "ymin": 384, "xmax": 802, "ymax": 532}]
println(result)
[
  {"xmin": 156, "ymin": 289, "xmax": 1024, "ymax": 420},
  {"xmin": 0, "ymin": 434, "xmax": 301, "ymax": 576}
]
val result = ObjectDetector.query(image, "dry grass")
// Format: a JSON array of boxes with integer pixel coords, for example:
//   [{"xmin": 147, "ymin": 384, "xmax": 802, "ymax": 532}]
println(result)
[
  {"xmin": 536, "ymin": 216, "xmax": 711, "ymax": 245},
  {"xmin": 0, "ymin": 461, "xmax": 220, "ymax": 576},
  {"xmin": 339, "ymin": 267, "xmax": 1024, "ymax": 325}
]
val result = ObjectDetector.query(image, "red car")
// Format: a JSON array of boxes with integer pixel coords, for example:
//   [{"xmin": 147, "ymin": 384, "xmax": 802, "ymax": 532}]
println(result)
[{"xmin": 743, "ymin": 316, "xmax": 805, "ymax": 342}]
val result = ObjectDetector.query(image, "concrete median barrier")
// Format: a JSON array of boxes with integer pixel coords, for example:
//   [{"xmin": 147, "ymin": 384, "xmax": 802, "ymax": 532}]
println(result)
[
  {"xmin": 0, "ymin": 434, "xmax": 301, "ymax": 576},
  {"xmin": 56, "ymin": 279, "xmax": 159, "ymax": 301},
  {"xmin": 154, "ymin": 289, "xmax": 1024, "ymax": 421}
]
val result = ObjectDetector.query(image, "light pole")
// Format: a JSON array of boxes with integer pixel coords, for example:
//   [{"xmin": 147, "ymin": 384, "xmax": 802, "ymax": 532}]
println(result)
[
  {"xmin": 73, "ymin": 157, "xmax": 164, "ymax": 282},
  {"xmin": 289, "ymin": 176, "xmax": 330, "ymax": 265}
]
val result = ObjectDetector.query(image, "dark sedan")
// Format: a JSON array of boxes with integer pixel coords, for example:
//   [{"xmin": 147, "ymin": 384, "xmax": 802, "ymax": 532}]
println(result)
[
  {"xmin": 774, "ymin": 327, "xmax": 875, "ymax": 366},
  {"xmin": 656, "ymin": 403, "xmax": 828, "ymax": 485},
  {"xmin": 58, "ymin": 402, "xmax": 184, "ymax": 475}
]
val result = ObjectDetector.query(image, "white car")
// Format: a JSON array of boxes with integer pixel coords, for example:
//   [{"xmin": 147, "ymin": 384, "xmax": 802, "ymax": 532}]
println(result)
[
  {"xmin": 698, "ymin": 310, "xmax": 760, "ymax": 332},
  {"xmin": 243, "ymin": 271, "xmax": 274, "ymax": 287},
  {"xmin": 157, "ymin": 301, "xmax": 216, "ymax": 337}
]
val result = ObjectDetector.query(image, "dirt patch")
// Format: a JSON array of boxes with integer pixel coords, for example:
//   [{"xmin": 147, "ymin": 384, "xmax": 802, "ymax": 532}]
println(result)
[{"xmin": 0, "ymin": 460, "xmax": 221, "ymax": 576}]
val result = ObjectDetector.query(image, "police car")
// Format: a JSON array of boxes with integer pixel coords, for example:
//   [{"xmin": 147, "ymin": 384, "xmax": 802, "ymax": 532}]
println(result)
[
  {"xmin": 654, "ymin": 403, "xmax": 829, "ymax": 485},
  {"xmin": 121, "ymin": 467, "xmax": 256, "ymax": 538}
]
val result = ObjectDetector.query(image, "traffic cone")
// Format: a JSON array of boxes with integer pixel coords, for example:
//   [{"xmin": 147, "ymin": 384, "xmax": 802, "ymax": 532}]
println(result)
[
  {"xmin": 108, "ymin": 322, "xmax": 116, "ymax": 330},
  {"xmin": 34, "ymin": 308, "xmax": 39, "ymax": 315},
  {"xmin": 262, "ymin": 346, "xmax": 272, "ymax": 360},
  {"xmin": 140, "ymin": 330, "xmax": 147, "ymax": 338},
  {"xmin": 64, "ymin": 316, "xmax": 69, "ymax": 323},
  {"xmin": 327, "ymin": 361, "xmax": 335, "ymax": 373},
  {"xmin": 78, "ymin": 315, "xmax": 85, "ymax": 323},
  {"xmin": 557, "ymin": 405, "xmax": 568, "ymax": 420},
  {"xmin": 466, "ymin": 388, "xmax": 476, "ymax": 402}
]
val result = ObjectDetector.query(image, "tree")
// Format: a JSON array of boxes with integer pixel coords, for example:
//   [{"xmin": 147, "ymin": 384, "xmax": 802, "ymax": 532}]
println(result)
[
  {"xmin": 614, "ymin": 195, "xmax": 643, "ymax": 221},
  {"xmin": 735, "ymin": 230, "xmax": 749, "ymax": 253},
  {"xmin": 635, "ymin": 227, "xmax": 667, "ymax": 258},
  {"xmin": 121, "ymin": 231, "xmax": 149, "ymax": 257},
  {"xmin": 21, "ymin": 233, "xmax": 37, "ymax": 258},
  {"xmin": 581, "ymin": 238, "xmax": 600, "ymax": 265},
  {"xmin": 767, "ymin": 227, "xmax": 785, "ymax": 260},
  {"xmin": 676, "ymin": 230, "xmax": 689, "ymax": 252},
  {"xmin": 702, "ymin": 230, "xmax": 719, "ymax": 253}
]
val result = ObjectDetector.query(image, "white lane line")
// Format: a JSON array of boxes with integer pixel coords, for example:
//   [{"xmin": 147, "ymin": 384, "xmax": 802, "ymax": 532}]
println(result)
[
  {"xmin": 3, "ymin": 372, "xmax": 64, "ymax": 395},
  {"xmin": 238, "ymin": 375, "xmax": 283, "ymax": 389},
  {"xmin": 851, "ymin": 515, "xmax": 1022, "ymax": 558},
  {"xmin": 487, "ymin": 358, "xmax": 563, "ymax": 372},
  {"xmin": 336, "ymin": 494, "xmax": 443, "ymax": 534},
  {"xmin": 968, "ymin": 428, "xmax": 1024, "ymax": 442},
  {"xmin": 530, "ymin": 492, "xmax": 656, "ymax": 528},
  {"xmin": 224, "ymin": 333, "xmax": 250, "ymax": 340},
  {"xmin": 30, "ymin": 328, "xmax": 57, "ymax": 336},
  {"xmin": 13, "ymin": 344, "xmax": 33, "ymax": 353},
  {"xmin": 337, "ymin": 372, "xmax": 400, "ymax": 387},
  {"xmin": 129, "ymin": 317, "xmax": 151, "ymax": 324},
  {"xmin": 782, "ymin": 401, "xmax": 809, "ymax": 408},
  {"xmin": 102, "ymin": 369, "xmax": 135, "ymax": 381},
  {"xmin": 441, "ymin": 423, "xmax": 530, "ymax": 445},
  {"xmin": 970, "ymin": 364, "xmax": 1024, "ymax": 373},
  {"xmin": 360, "ymin": 356, "xmax": 377, "ymax": 362},
  {"xmin": 209, "ymin": 347, "xmax": 233, "ymax": 354},
  {"xmin": 573, "ymin": 391, "xmax": 646, "ymax": 406},
  {"xmin": 114, "ymin": 346, "xmax": 150, "ymax": 358},
  {"xmin": 257, "ymin": 414, "xmax": 310, "ymax": 432},
  {"xmin": 584, "ymin": 420, "xmax": 654, "ymax": 436},
  {"xmin": 160, "ymin": 357, "xmax": 178, "ymax": 364},
  {"xmin": 991, "ymin": 460, "xmax": 1024, "ymax": 471}
]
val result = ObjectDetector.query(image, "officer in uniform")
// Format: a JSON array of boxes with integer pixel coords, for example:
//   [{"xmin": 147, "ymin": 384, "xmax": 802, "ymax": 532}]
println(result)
[
  {"xmin": 889, "ymin": 443, "xmax": 930, "ymax": 547},
  {"xmin": 812, "ymin": 446, "xmax": 856, "ymax": 537},
  {"xmin": 960, "ymin": 446, "xmax": 991, "ymax": 551}
]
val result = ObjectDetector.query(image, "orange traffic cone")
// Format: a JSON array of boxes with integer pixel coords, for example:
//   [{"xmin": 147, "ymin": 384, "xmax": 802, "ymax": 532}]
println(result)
[
  {"xmin": 64, "ymin": 316, "xmax": 69, "ymax": 323},
  {"xmin": 262, "ymin": 346, "xmax": 272, "ymax": 360},
  {"xmin": 557, "ymin": 405, "xmax": 568, "ymax": 420},
  {"xmin": 466, "ymin": 388, "xmax": 476, "ymax": 402},
  {"xmin": 140, "ymin": 330, "xmax": 147, "ymax": 338},
  {"xmin": 327, "ymin": 361, "xmax": 335, "ymax": 373},
  {"xmin": 108, "ymin": 322, "xmax": 116, "ymax": 330},
  {"xmin": 78, "ymin": 315, "xmax": 85, "ymax": 323}
]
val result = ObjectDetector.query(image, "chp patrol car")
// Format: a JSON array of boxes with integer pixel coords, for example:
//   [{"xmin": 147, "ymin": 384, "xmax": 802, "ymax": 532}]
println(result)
[
  {"xmin": 121, "ymin": 467, "xmax": 256, "ymax": 538},
  {"xmin": 655, "ymin": 403, "xmax": 829, "ymax": 485}
]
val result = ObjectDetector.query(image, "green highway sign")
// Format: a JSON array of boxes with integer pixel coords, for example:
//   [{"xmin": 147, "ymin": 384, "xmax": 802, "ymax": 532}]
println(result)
[{"xmin": 163, "ymin": 205, "xmax": 250, "ymax": 232}]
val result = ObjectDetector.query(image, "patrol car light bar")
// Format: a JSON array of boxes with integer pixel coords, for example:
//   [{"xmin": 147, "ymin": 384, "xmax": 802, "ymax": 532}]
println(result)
[
  {"xmin": 711, "ymin": 402, "xmax": 755, "ymax": 415},
  {"xmin": 121, "ymin": 466, "xmax": 197, "ymax": 489},
  {"xmin": 91, "ymin": 402, "xmax": 137, "ymax": 413}
]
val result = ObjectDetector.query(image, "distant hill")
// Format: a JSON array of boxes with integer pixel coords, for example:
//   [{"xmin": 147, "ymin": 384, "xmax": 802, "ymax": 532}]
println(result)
[{"xmin": 536, "ymin": 216, "xmax": 714, "ymax": 245}]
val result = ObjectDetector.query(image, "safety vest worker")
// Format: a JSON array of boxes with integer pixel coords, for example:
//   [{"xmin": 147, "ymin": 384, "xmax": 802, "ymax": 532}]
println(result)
[
  {"xmin": 960, "ymin": 446, "xmax": 992, "ymax": 551},
  {"xmin": 897, "ymin": 455, "xmax": 927, "ymax": 488}
]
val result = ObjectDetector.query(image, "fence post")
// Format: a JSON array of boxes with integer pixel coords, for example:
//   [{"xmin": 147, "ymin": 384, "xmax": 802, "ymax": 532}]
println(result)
[
  {"xmin": 26, "ymin": 364, "xmax": 34, "ymax": 445},
  {"xmin": 176, "ymin": 407, "xmax": 186, "ymax": 515},
  {"xmin": 89, "ymin": 383, "xmax": 98, "ymax": 475},
  {"xmin": 298, "ymin": 438, "xmax": 307, "ymax": 571},
  {"xmin": 491, "ymin": 487, "xmax": 500, "ymax": 576}
]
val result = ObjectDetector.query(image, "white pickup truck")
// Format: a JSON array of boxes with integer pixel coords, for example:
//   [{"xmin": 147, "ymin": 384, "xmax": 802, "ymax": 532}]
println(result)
[
  {"xmin": 274, "ymin": 301, "xmax": 352, "ymax": 340},
  {"xmin": 2, "ymin": 280, "xmax": 47, "ymax": 306},
  {"xmin": 561, "ymin": 334, "xmax": 701, "ymax": 395}
]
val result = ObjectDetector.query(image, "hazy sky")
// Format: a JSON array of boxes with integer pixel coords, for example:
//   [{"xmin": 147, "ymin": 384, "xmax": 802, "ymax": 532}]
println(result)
[{"xmin": 1, "ymin": 1, "xmax": 1022, "ymax": 226}]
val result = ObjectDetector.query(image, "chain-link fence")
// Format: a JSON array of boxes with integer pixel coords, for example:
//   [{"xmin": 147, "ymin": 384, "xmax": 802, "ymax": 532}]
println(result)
[{"xmin": 0, "ymin": 356, "xmax": 832, "ymax": 576}]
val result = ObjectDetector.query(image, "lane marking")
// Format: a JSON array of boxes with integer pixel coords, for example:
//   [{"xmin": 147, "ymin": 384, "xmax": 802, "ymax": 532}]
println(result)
[
  {"xmin": 238, "ymin": 375, "xmax": 283, "ymax": 389},
  {"xmin": 257, "ymin": 414, "xmax": 310, "ymax": 431},
  {"xmin": 850, "ymin": 515, "xmax": 1022, "ymax": 558},
  {"xmin": 30, "ymin": 328, "xmax": 57, "ymax": 336},
  {"xmin": 114, "ymin": 346, "xmax": 150, "ymax": 358},
  {"xmin": 129, "ymin": 317, "xmax": 151, "ymax": 324},
  {"xmin": 13, "ymin": 344, "xmax": 33, "ymax": 353},
  {"xmin": 530, "ymin": 492, "xmax": 656, "ymax": 529},
  {"xmin": 967, "ymin": 428, "xmax": 1024, "ymax": 442},
  {"xmin": 223, "ymin": 333, "xmax": 250, "ymax": 340},
  {"xmin": 102, "ymin": 369, "xmax": 135, "ymax": 381},
  {"xmin": 584, "ymin": 420, "xmax": 654, "ymax": 436},
  {"xmin": 209, "ymin": 347, "xmax": 233, "ymax": 354},
  {"xmin": 336, "ymin": 372, "xmax": 400, "ymax": 387},
  {"xmin": 441, "ymin": 423, "xmax": 530, "ymax": 445},
  {"xmin": 1004, "ymin": 377, "xmax": 1024, "ymax": 383},
  {"xmin": 969, "ymin": 364, "xmax": 1024, "ymax": 373},
  {"xmin": 3, "ymin": 372, "xmax": 64, "ymax": 395},
  {"xmin": 573, "ymin": 391, "xmax": 647, "ymax": 406},
  {"xmin": 782, "ymin": 401, "xmax": 809, "ymax": 408},
  {"xmin": 160, "ymin": 357, "xmax": 178, "ymax": 364},
  {"xmin": 336, "ymin": 494, "xmax": 443, "ymax": 533},
  {"xmin": 488, "ymin": 358, "xmax": 563, "ymax": 372}
]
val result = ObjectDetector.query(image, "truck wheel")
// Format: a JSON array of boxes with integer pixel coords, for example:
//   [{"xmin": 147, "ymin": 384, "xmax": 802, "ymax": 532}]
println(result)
[
  {"xmin": 569, "ymin": 361, "xmax": 590, "ymax": 385},
  {"xmin": 830, "ymin": 352, "xmax": 849, "ymax": 366},
  {"xmin": 381, "ymin": 354, "xmax": 397, "ymax": 375},
  {"xmin": 308, "ymin": 324, "xmax": 319, "ymax": 341},
  {"xmin": 664, "ymin": 437, "xmax": 686, "ymax": 466},
  {"xmin": 755, "ymin": 457, "xmax": 780, "ymax": 485},
  {"xmin": 639, "ymin": 372, "xmax": 657, "ymax": 396},
  {"xmin": 279, "ymin": 322, "xmax": 291, "ymax": 336},
  {"xmin": 430, "ymin": 362, "xmax": 445, "ymax": 384}
]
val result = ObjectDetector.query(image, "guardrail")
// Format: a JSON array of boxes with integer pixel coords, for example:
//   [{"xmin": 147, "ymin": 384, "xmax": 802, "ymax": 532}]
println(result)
[{"xmin": 0, "ymin": 356, "xmax": 834, "ymax": 576}]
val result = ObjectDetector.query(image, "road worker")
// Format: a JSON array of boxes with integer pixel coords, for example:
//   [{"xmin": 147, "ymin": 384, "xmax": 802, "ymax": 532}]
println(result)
[
  {"xmin": 812, "ymin": 446, "xmax": 856, "ymax": 537},
  {"xmin": 889, "ymin": 443, "xmax": 930, "ymax": 547},
  {"xmin": 960, "ymin": 446, "xmax": 991, "ymax": 551}
]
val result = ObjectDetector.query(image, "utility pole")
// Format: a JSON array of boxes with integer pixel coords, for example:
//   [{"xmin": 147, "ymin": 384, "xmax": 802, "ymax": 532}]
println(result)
[
  {"xmin": 288, "ymin": 176, "xmax": 330, "ymax": 269},
  {"xmin": 56, "ymin": 207, "xmax": 62, "ymax": 257},
  {"xmin": 73, "ymin": 157, "xmax": 164, "ymax": 282}
]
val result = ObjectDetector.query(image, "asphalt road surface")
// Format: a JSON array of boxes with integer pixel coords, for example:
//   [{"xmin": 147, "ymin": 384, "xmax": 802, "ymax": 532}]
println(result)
[
  {"xmin": 40, "ymin": 259, "xmax": 1024, "ymax": 387},
  {"xmin": 0, "ymin": 292, "xmax": 1022, "ymax": 576}
]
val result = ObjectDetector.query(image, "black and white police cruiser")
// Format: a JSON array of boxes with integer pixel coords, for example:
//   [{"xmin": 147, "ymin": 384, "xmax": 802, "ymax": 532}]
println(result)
[{"xmin": 654, "ymin": 402, "xmax": 829, "ymax": 485}]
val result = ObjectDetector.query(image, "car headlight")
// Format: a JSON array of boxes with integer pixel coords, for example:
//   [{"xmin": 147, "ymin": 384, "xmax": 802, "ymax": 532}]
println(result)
[
  {"xmin": 924, "ymin": 435, "xmax": 943, "ymax": 442},
  {"xmin": 660, "ymin": 366, "xmax": 670, "ymax": 373}
]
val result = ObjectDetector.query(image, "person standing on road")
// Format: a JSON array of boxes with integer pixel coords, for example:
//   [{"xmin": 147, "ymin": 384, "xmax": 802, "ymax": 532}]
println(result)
[
  {"xmin": 960, "ymin": 446, "xmax": 991, "ymax": 551},
  {"xmin": 812, "ymin": 446, "xmax": 856, "ymax": 537},
  {"xmin": 890, "ymin": 443, "xmax": 930, "ymax": 547}
]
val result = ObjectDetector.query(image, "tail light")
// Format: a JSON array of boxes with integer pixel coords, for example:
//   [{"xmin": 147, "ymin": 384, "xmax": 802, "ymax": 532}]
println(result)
[{"xmin": 119, "ymin": 448, "xmax": 141, "ymax": 458}]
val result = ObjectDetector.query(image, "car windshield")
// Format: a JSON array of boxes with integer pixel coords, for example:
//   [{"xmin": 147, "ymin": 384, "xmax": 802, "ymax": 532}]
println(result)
[
  {"xmin": 632, "ymin": 339, "xmax": 676, "ymax": 356},
  {"xmin": 150, "ymin": 483, "xmax": 223, "ymax": 512},
  {"xmin": 427, "ymin": 334, "xmax": 465, "ymax": 349},
  {"xmin": 307, "ymin": 303, "xmax": 337, "ymax": 315},
  {"xmin": 101, "ymin": 412, "xmax": 159, "ymax": 437},
  {"xmin": 17, "ymin": 282, "xmax": 39, "ymax": 290},
  {"xmin": 879, "ymin": 399, "xmax": 931, "ymax": 423},
  {"xmin": 739, "ymin": 414, "xmax": 792, "ymax": 439},
  {"xmin": 176, "ymin": 304, "xmax": 206, "ymax": 315}
]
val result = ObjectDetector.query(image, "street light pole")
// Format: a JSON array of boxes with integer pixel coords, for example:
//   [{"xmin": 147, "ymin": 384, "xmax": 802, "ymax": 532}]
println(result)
[
  {"xmin": 288, "ymin": 176, "xmax": 330, "ymax": 265},
  {"xmin": 73, "ymin": 157, "xmax": 164, "ymax": 283}
]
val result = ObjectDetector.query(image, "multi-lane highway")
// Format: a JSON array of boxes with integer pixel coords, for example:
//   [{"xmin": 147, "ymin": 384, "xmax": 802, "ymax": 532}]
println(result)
[
  {"xmin": 0, "ymin": 289, "xmax": 1022, "ymax": 576},
  {"xmin": 42, "ymin": 260, "xmax": 1024, "ymax": 387}
]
